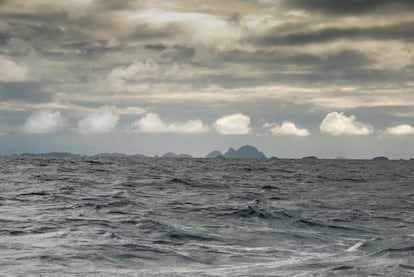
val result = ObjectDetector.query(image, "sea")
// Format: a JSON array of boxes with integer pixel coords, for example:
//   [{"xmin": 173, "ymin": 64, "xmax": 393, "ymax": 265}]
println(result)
[{"xmin": 1, "ymin": 156, "xmax": 414, "ymax": 276}]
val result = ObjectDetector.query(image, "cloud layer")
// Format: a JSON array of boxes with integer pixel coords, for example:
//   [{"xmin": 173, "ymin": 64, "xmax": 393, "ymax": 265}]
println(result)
[
  {"xmin": 18, "ymin": 110, "xmax": 414, "ymax": 138},
  {"xmin": 0, "ymin": 1, "xmax": 413, "ymax": 156}
]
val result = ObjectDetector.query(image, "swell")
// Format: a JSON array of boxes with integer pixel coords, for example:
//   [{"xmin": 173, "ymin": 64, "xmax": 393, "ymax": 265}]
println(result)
[{"xmin": 373, "ymin": 246, "xmax": 414, "ymax": 257}]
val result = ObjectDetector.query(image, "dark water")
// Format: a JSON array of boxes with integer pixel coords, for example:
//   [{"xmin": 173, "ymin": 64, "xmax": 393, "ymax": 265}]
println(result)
[{"xmin": 1, "ymin": 157, "xmax": 414, "ymax": 276}]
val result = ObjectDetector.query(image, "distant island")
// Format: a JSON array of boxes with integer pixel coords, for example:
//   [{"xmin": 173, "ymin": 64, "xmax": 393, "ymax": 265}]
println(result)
[
  {"xmin": 372, "ymin": 156, "xmax": 389, "ymax": 161},
  {"xmin": 302, "ymin": 156, "xmax": 318, "ymax": 160},
  {"xmin": 14, "ymin": 146, "xmax": 264, "ymax": 159},
  {"xmin": 205, "ymin": 150, "xmax": 224, "ymax": 158},
  {"xmin": 12, "ymin": 148, "xmax": 394, "ymax": 160},
  {"xmin": 161, "ymin": 152, "xmax": 192, "ymax": 158},
  {"xmin": 206, "ymin": 145, "xmax": 266, "ymax": 159}
]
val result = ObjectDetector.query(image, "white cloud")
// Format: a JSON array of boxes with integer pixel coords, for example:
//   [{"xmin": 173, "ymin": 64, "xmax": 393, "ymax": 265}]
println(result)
[
  {"xmin": 78, "ymin": 106, "xmax": 119, "ymax": 134},
  {"xmin": 384, "ymin": 124, "xmax": 414, "ymax": 135},
  {"xmin": 107, "ymin": 60, "xmax": 159, "ymax": 84},
  {"xmin": 214, "ymin": 113, "xmax": 251, "ymax": 135},
  {"xmin": 23, "ymin": 110, "xmax": 65, "ymax": 134},
  {"xmin": 264, "ymin": 121, "xmax": 310, "ymax": 136},
  {"xmin": 130, "ymin": 113, "xmax": 209, "ymax": 134},
  {"xmin": 320, "ymin": 112, "xmax": 373, "ymax": 136},
  {"xmin": 131, "ymin": 10, "xmax": 240, "ymax": 45},
  {"xmin": 115, "ymin": 106, "xmax": 146, "ymax": 115},
  {"xmin": 0, "ymin": 56, "xmax": 27, "ymax": 82}
]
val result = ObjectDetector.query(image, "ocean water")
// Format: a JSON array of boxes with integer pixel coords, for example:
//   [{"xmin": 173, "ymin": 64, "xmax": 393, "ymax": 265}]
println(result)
[{"xmin": 1, "ymin": 157, "xmax": 414, "ymax": 276}]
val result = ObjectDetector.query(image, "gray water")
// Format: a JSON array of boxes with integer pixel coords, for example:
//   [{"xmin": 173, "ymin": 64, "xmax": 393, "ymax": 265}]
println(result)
[{"xmin": 1, "ymin": 157, "xmax": 414, "ymax": 276}]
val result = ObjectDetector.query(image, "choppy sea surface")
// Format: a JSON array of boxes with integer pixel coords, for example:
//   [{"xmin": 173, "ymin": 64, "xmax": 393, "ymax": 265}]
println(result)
[{"xmin": 1, "ymin": 157, "xmax": 414, "ymax": 276}]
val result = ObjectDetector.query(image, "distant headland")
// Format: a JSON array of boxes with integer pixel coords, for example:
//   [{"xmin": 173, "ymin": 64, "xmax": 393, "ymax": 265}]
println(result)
[
  {"xmin": 15, "ymin": 145, "xmax": 267, "ymax": 159},
  {"xmin": 11, "ymin": 146, "xmax": 397, "ymax": 160},
  {"xmin": 206, "ymin": 145, "xmax": 266, "ymax": 159}
]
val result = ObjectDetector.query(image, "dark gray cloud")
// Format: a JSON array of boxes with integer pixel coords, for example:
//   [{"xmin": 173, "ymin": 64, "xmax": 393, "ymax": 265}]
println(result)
[
  {"xmin": 287, "ymin": 0, "xmax": 414, "ymax": 14},
  {"xmin": 215, "ymin": 49, "xmax": 371, "ymax": 68},
  {"xmin": 0, "ymin": 31, "xmax": 10, "ymax": 46},
  {"xmin": 144, "ymin": 44, "xmax": 168, "ymax": 51},
  {"xmin": 58, "ymin": 40, "xmax": 124, "ymax": 60},
  {"xmin": 161, "ymin": 45, "xmax": 195, "ymax": 62},
  {"xmin": 250, "ymin": 21, "xmax": 414, "ymax": 46},
  {"xmin": 1, "ymin": 10, "xmax": 70, "ymax": 23},
  {"xmin": 190, "ymin": 49, "xmax": 378, "ymax": 87},
  {"xmin": 7, "ymin": 22, "xmax": 66, "ymax": 42},
  {"xmin": 90, "ymin": 0, "xmax": 139, "ymax": 11},
  {"xmin": 129, "ymin": 22, "xmax": 187, "ymax": 42}
]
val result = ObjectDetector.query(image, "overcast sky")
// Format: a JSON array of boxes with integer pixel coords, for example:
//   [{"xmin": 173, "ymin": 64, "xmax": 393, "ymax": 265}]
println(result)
[{"xmin": 1, "ymin": 0, "xmax": 414, "ymax": 158}]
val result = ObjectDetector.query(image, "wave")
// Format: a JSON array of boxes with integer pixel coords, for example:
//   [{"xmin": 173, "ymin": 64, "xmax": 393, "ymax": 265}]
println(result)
[
  {"xmin": 17, "ymin": 191, "xmax": 50, "ymax": 196},
  {"xmin": 219, "ymin": 205, "xmax": 294, "ymax": 221},
  {"xmin": 373, "ymin": 246, "xmax": 414, "ymax": 257},
  {"xmin": 296, "ymin": 219, "xmax": 362, "ymax": 232},
  {"xmin": 331, "ymin": 265, "xmax": 354, "ymax": 271},
  {"xmin": 346, "ymin": 241, "xmax": 364, "ymax": 252},
  {"xmin": 168, "ymin": 178, "xmax": 193, "ymax": 186}
]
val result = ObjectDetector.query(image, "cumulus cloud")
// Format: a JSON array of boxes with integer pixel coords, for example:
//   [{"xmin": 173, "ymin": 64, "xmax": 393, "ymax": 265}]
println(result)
[
  {"xmin": 78, "ymin": 106, "xmax": 119, "ymax": 134},
  {"xmin": 130, "ymin": 113, "xmax": 209, "ymax": 134},
  {"xmin": 320, "ymin": 112, "xmax": 373, "ymax": 135},
  {"xmin": 0, "ymin": 56, "xmax": 28, "ymax": 82},
  {"xmin": 384, "ymin": 124, "xmax": 414, "ymax": 135},
  {"xmin": 23, "ymin": 110, "xmax": 65, "ymax": 134},
  {"xmin": 264, "ymin": 121, "xmax": 310, "ymax": 136},
  {"xmin": 214, "ymin": 113, "xmax": 251, "ymax": 135}
]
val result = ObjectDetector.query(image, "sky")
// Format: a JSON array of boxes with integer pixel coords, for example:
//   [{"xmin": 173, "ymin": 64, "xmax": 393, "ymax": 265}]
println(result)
[{"xmin": 1, "ymin": 0, "xmax": 414, "ymax": 158}]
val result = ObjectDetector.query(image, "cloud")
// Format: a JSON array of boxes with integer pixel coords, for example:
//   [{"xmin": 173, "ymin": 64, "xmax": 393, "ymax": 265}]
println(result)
[
  {"xmin": 23, "ymin": 110, "xmax": 65, "ymax": 134},
  {"xmin": 264, "ymin": 121, "xmax": 310, "ymax": 136},
  {"xmin": 250, "ymin": 22, "xmax": 414, "ymax": 47},
  {"xmin": 130, "ymin": 113, "xmax": 209, "ymax": 134},
  {"xmin": 214, "ymin": 113, "xmax": 251, "ymax": 135},
  {"xmin": 286, "ymin": 0, "xmax": 414, "ymax": 14},
  {"xmin": 78, "ymin": 106, "xmax": 119, "ymax": 134},
  {"xmin": 106, "ymin": 60, "xmax": 202, "ymax": 86},
  {"xmin": 0, "ymin": 56, "xmax": 27, "ymax": 82},
  {"xmin": 107, "ymin": 61, "xmax": 159, "ymax": 84},
  {"xmin": 131, "ymin": 9, "xmax": 239, "ymax": 45},
  {"xmin": 320, "ymin": 112, "xmax": 373, "ymax": 136},
  {"xmin": 384, "ymin": 124, "xmax": 414, "ymax": 135},
  {"xmin": 115, "ymin": 106, "xmax": 146, "ymax": 115}
]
